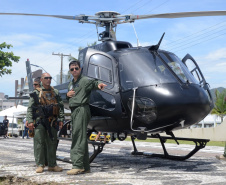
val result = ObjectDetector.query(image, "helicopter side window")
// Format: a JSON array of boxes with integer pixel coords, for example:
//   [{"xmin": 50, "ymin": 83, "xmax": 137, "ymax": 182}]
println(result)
[
  {"xmin": 78, "ymin": 51, "xmax": 84, "ymax": 68},
  {"xmin": 87, "ymin": 54, "xmax": 113, "ymax": 89}
]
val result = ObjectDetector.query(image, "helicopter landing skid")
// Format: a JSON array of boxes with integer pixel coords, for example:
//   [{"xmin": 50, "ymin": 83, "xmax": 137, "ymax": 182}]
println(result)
[
  {"xmin": 89, "ymin": 141, "xmax": 106, "ymax": 163},
  {"xmin": 56, "ymin": 140, "xmax": 106, "ymax": 164},
  {"xmin": 130, "ymin": 134, "xmax": 210, "ymax": 161}
]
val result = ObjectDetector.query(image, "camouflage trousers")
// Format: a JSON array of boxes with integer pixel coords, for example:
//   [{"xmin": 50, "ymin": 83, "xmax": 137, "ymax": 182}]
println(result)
[
  {"xmin": 70, "ymin": 105, "xmax": 90, "ymax": 171},
  {"xmin": 34, "ymin": 124, "xmax": 58, "ymax": 167}
]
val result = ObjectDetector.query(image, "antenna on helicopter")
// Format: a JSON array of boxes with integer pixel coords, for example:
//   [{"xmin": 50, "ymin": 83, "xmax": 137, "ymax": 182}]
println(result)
[
  {"xmin": 149, "ymin": 32, "xmax": 165, "ymax": 51},
  {"xmin": 132, "ymin": 23, "xmax": 140, "ymax": 47}
]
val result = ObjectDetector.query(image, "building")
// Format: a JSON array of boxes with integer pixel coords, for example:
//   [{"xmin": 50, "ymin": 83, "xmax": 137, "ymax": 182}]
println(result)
[
  {"xmin": 15, "ymin": 69, "xmax": 42, "ymax": 107},
  {"xmin": 0, "ymin": 92, "xmax": 15, "ymax": 111},
  {"xmin": 191, "ymin": 114, "xmax": 223, "ymax": 128}
]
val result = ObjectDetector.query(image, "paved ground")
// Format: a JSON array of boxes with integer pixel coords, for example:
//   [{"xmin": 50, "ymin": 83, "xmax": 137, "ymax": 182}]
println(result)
[{"xmin": 0, "ymin": 137, "xmax": 226, "ymax": 184}]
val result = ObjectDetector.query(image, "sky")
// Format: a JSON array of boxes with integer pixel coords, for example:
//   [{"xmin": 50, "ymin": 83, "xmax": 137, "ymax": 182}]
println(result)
[{"xmin": 0, "ymin": 0, "xmax": 226, "ymax": 97}]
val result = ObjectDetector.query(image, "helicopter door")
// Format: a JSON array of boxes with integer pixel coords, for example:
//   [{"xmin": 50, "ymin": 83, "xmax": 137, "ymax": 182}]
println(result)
[
  {"xmin": 82, "ymin": 48, "xmax": 122, "ymax": 118},
  {"xmin": 182, "ymin": 54, "xmax": 207, "ymax": 89},
  {"xmin": 182, "ymin": 54, "xmax": 213, "ymax": 107}
]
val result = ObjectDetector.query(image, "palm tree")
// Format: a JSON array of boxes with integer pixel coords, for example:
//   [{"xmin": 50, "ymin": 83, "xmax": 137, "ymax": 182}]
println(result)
[
  {"xmin": 211, "ymin": 89, "xmax": 226, "ymax": 124},
  {"xmin": 68, "ymin": 55, "xmax": 77, "ymax": 62}
]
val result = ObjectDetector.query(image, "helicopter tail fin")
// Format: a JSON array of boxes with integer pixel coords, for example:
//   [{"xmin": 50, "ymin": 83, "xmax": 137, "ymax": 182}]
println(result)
[{"xmin": 149, "ymin": 32, "xmax": 165, "ymax": 51}]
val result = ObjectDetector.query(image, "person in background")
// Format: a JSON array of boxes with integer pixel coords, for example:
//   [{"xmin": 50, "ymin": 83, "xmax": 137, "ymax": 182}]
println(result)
[
  {"xmin": 33, "ymin": 77, "xmax": 41, "ymax": 89},
  {"xmin": 3, "ymin": 115, "xmax": 9, "ymax": 138},
  {"xmin": 28, "ymin": 77, "xmax": 49, "ymax": 167},
  {"xmin": 22, "ymin": 117, "xmax": 29, "ymax": 139},
  {"xmin": 26, "ymin": 77, "xmax": 41, "ymax": 138}
]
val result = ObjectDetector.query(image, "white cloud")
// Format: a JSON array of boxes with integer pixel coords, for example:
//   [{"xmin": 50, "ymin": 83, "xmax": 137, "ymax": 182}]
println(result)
[
  {"xmin": 0, "ymin": 33, "xmax": 49, "ymax": 47},
  {"xmin": 206, "ymin": 48, "xmax": 226, "ymax": 61}
]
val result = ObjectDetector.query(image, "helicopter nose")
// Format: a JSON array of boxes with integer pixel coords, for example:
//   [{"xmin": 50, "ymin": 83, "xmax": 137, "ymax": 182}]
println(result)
[{"xmin": 125, "ymin": 84, "xmax": 212, "ymax": 129}]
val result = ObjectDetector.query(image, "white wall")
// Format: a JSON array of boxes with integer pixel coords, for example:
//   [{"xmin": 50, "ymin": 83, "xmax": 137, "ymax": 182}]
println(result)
[{"xmin": 161, "ymin": 118, "xmax": 226, "ymax": 141}]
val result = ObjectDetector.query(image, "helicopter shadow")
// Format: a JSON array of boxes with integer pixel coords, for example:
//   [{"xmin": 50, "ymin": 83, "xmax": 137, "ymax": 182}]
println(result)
[{"xmin": 91, "ymin": 147, "xmax": 218, "ymax": 174}]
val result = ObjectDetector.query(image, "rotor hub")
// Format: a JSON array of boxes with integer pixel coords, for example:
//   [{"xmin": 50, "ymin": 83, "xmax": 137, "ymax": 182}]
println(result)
[{"xmin": 95, "ymin": 11, "xmax": 120, "ymax": 18}]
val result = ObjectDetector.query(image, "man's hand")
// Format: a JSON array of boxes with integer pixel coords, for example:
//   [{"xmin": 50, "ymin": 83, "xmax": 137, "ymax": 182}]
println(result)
[
  {"xmin": 59, "ymin": 121, "xmax": 63, "ymax": 130},
  {"xmin": 98, "ymin": 83, "xmax": 107, "ymax": 90},
  {"xmin": 28, "ymin": 123, "xmax": 34, "ymax": 130},
  {"xmin": 67, "ymin": 89, "xmax": 75, "ymax": 97}
]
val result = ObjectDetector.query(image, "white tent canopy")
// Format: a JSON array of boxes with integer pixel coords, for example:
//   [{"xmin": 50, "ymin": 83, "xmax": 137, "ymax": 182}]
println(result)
[
  {"xmin": 0, "ymin": 105, "xmax": 28, "ymax": 123},
  {"xmin": 0, "ymin": 105, "xmax": 71, "ymax": 123}
]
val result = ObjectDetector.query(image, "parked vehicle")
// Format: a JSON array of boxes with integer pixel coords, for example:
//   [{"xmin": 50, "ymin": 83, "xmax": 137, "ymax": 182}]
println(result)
[
  {"xmin": 0, "ymin": 116, "xmax": 7, "ymax": 137},
  {"xmin": 0, "ymin": 122, "xmax": 7, "ymax": 137},
  {"xmin": 89, "ymin": 132, "xmax": 110, "ymax": 143},
  {"xmin": 8, "ymin": 123, "xmax": 19, "ymax": 137}
]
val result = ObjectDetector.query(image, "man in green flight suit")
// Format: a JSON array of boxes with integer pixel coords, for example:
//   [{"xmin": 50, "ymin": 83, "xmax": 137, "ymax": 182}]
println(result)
[
  {"xmin": 27, "ymin": 73, "xmax": 64, "ymax": 173},
  {"xmin": 66, "ymin": 60, "xmax": 106, "ymax": 175}
]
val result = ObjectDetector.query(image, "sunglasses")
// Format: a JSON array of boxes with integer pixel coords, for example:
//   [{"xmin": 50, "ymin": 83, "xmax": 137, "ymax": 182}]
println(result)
[
  {"xmin": 70, "ymin": 67, "xmax": 80, "ymax": 71},
  {"xmin": 33, "ymin": 84, "xmax": 39, "ymax": 86},
  {"xmin": 43, "ymin": 77, "xmax": 52, "ymax": 80}
]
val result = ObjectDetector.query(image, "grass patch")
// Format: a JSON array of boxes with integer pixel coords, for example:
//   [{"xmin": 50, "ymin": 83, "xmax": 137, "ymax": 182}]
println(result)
[{"xmin": 124, "ymin": 138, "xmax": 225, "ymax": 147}]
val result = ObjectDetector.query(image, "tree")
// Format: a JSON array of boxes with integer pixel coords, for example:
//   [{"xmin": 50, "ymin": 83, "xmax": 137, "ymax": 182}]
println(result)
[
  {"xmin": 211, "ymin": 89, "xmax": 226, "ymax": 124},
  {"xmin": 0, "ymin": 42, "xmax": 20, "ymax": 77},
  {"xmin": 68, "ymin": 55, "xmax": 77, "ymax": 62},
  {"xmin": 78, "ymin": 41, "xmax": 97, "ymax": 52}
]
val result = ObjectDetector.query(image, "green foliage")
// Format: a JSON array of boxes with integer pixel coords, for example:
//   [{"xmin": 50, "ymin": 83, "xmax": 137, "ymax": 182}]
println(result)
[
  {"xmin": 87, "ymin": 41, "xmax": 97, "ymax": 47},
  {"xmin": 211, "ymin": 89, "xmax": 226, "ymax": 122},
  {"xmin": 68, "ymin": 55, "xmax": 77, "ymax": 62},
  {"xmin": 0, "ymin": 42, "xmax": 20, "ymax": 77},
  {"xmin": 78, "ymin": 41, "xmax": 97, "ymax": 52}
]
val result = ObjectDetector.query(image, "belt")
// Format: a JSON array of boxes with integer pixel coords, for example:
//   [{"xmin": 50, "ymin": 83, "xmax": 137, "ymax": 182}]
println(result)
[{"xmin": 70, "ymin": 104, "xmax": 88, "ymax": 112}]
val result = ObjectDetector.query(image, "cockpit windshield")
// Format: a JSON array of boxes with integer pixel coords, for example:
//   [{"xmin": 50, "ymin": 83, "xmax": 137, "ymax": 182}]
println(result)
[
  {"xmin": 118, "ymin": 50, "xmax": 177, "ymax": 91},
  {"xmin": 159, "ymin": 52, "xmax": 199, "ymax": 84},
  {"xmin": 118, "ymin": 49, "xmax": 200, "ymax": 91}
]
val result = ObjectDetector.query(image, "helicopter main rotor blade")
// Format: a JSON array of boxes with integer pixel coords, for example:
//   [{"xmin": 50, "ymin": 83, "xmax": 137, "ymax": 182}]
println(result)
[
  {"xmin": 129, "ymin": 11, "xmax": 226, "ymax": 20},
  {"xmin": 1, "ymin": 11, "xmax": 226, "ymax": 25},
  {"xmin": 0, "ymin": 12, "xmax": 97, "ymax": 21}
]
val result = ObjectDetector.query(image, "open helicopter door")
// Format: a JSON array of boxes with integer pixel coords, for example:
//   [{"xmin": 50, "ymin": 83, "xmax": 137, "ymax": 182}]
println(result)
[
  {"xmin": 182, "ymin": 54, "xmax": 214, "ymax": 109},
  {"xmin": 79, "ymin": 48, "xmax": 122, "ymax": 131}
]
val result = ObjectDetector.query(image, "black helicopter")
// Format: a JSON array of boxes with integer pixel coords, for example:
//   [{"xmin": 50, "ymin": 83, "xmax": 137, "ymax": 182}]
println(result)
[{"xmin": 2, "ymin": 10, "xmax": 226, "ymax": 161}]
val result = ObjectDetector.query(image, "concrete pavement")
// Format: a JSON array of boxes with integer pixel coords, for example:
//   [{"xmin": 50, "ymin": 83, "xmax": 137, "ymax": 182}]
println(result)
[{"xmin": 0, "ymin": 137, "xmax": 226, "ymax": 184}]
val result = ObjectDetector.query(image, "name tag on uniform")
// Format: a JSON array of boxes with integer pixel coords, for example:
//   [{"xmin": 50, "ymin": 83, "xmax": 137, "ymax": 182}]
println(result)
[{"xmin": 74, "ymin": 84, "xmax": 79, "ymax": 88}]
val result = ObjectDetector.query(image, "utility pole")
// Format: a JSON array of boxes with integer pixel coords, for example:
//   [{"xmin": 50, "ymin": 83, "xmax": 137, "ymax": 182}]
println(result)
[{"xmin": 52, "ymin": 52, "xmax": 71, "ymax": 84}]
